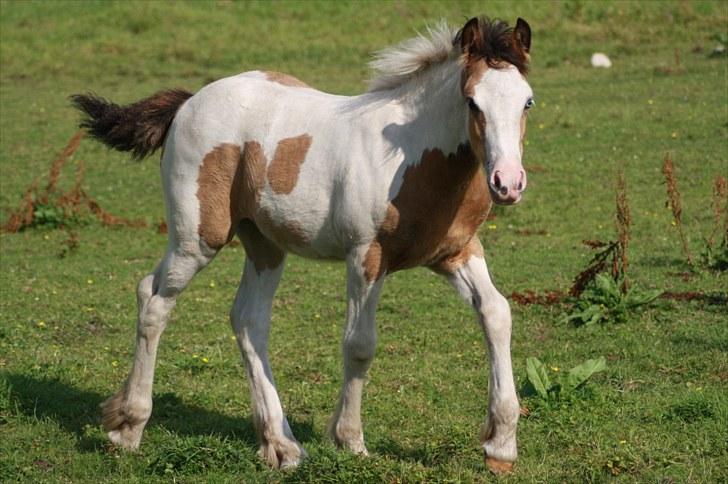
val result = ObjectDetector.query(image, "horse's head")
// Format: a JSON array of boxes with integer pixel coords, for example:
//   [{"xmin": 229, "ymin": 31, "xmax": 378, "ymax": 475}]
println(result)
[{"xmin": 456, "ymin": 17, "xmax": 533, "ymax": 205}]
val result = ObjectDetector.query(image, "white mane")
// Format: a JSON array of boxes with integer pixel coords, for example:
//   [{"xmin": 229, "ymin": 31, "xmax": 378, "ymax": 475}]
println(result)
[{"xmin": 367, "ymin": 21, "xmax": 459, "ymax": 92}]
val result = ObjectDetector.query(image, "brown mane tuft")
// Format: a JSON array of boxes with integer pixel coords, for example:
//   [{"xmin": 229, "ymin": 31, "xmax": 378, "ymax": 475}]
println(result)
[{"xmin": 455, "ymin": 17, "xmax": 529, "ymax": 75}]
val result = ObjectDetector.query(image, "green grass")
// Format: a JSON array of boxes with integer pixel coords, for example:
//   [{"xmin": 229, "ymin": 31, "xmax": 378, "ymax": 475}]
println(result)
[{"xmin": 1, "ymin": 0, "xmax": 727, "ymax": 482}]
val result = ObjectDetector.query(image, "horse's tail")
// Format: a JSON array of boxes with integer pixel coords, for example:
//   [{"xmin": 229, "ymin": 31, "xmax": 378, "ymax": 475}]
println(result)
[{"xmin": 70, "ymin": 89, "xmax": 193, "ymax": 160}]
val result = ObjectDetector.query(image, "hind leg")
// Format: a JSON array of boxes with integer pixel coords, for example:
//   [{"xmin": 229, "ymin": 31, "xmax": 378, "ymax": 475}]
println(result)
[
  {"xmin": 231, "ymin": 224, "xmax": 305, "ymax": 468},
  {"xmin": 102, "ymin": 245, "xmax": 215, "ymax": 450}
]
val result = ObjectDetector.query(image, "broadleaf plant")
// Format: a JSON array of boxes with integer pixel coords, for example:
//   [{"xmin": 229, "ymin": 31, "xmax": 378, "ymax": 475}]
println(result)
[
  {"xmin": 565, "ymin": 274, "xmax": 661, "ymax": 325},
  {"xmin": 525, "ymin": 356, "xmax": 607, "ymax": 402}
]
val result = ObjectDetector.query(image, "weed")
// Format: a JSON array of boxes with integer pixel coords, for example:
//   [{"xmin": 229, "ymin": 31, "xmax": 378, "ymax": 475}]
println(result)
[
  {"xmin": 662, "ymin": 153, "xmax": 694, "ymax": 266},
  {"xmin": 2, "ymin": 131, "xmax": 145, "ymax": 234},
  {"xmin": 615, "ymin": 165, "xmax": 631, "ymax": 292},
  {"xmin": 524, "ymin": 356, "xmax": 606, "ymax": 403},
  {"xmin": 701, "ymin": 176, "xmax": 728, "ymax": 270},
  {"xmin": 569, "ymin": 164, "xmax": 631, "ymax": 297},
  {"xmin": 663, "ymin": 156, "xmax": 728, "ymax": 271},
  {"xmin": 565, "ymin": 273, "xmax": 662, "ymax": 325}
]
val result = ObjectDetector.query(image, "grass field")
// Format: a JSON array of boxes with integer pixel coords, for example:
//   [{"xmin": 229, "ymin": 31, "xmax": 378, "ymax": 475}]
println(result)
[{"xmin": 1, "ymin": 1, "xmax": 727, "ymax": 482}]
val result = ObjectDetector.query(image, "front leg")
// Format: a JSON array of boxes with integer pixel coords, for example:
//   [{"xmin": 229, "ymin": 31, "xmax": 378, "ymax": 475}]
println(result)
[
  {"xmin": 328, "ymin": 246, "xmax": 385, "ymax": 455},
  {"xmin": 434, "ymin": 238, "xmax": 520, "ymax": 473}
]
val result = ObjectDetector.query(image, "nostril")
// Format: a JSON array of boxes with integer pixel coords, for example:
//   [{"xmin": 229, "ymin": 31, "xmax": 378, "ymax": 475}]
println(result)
[
  {"xmin": 518, "ymin": 170, "xmax": 527, "ymax": 192},
  {"xmin": 493, "ymin": 172, "xmax": 502, "ymax": 189}
]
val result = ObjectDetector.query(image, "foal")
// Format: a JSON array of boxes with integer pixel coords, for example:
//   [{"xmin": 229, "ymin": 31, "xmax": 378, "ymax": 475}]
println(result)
[{"xmin": 73, "ymin": 16, "xmax": 534, "ymax": 473}]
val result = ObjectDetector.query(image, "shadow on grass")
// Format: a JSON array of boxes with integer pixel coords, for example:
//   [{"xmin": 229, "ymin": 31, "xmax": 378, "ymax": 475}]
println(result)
[
  {"xmin": 373, "ymin": 435, "xmax": 472, "ymax": 468},
  {"xmin": 3, "ymin": 373, "xmax": 316, "ymax": 453}
]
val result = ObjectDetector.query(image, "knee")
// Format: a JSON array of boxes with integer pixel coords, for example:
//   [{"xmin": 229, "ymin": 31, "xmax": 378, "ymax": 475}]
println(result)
[
  {"xmin": 480, "ymin": 293, "xmax": 512, "ymax": 332},
  {"xmin": 139, "ymin": 295, "xmax": 175, "ymax": 335},
  {"xmin": 343, "ymin": 332, "xmax": 377, "ymax": 363},
  {"xmin": 136, "ymin": 274, "xmax": 155, "ymax": 307}
]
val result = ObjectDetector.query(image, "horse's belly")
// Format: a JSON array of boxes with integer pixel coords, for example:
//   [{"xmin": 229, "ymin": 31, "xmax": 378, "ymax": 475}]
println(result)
[{"xmin": 254, "ymin": 192, "xmax": 348, "ymax": 261}]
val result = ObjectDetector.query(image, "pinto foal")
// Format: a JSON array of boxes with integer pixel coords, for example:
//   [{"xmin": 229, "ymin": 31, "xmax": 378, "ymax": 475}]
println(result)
[{"xmin": 73, "ymin": 16, "xmax": 534, "ymax": 473}]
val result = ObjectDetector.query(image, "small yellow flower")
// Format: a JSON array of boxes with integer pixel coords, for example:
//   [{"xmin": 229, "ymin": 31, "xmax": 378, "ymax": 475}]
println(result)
[
  {"xmin": 43, "ymin": 234, "xmax": 50, "ymax": 240},
  {"xmin": 37, "ymin": 321, "xmax": 46, "ymax": 328},
  {"xmin": 230, "ymin": 336, "xmax": 237, "ymax": 341},
  {"xmin": 487, "ymin": 224, "xmax": 497, "ymax": 230},
  {"xmin": 201, "ymin": 357, "xmax": 209, "ymax": 363},
  {"xmin": 111, "ymin": 361, "xmax": 118, "ymax": 367},
  {"xmin": 87, "ymin": 279, "xmax": 94, "ymax": 285},
  {"xmin": 647, "ymin": 99, "xmax": 654, "ymax": 105},
  {"xmin": 538, "ymin": 123, "xmax": 545, "ymax": 130},
  {"xmin": 671, "ymin": 132, "xmax": 678, "ymax": 139},
  {"xmin": 192, "ymin": 354, "xmax": 199, "ymax": 359},
  {"xmin": 619, "ymin": 440, "xmax": 627, "ymax": 445},
  {"xmin": 550, "ymin": 366, "xmax": 560, "ymax": 372},
  {"xmin": 671, "ymin": 220, "xmax": 677, "ymax": 226},
  {"xmin": 209, "ymin": 281, "xmax": 216, "ymax": 288}
]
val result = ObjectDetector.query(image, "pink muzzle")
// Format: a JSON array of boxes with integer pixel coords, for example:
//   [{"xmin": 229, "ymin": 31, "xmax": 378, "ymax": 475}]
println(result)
[{"xmin": 489, "ymin": 168, "xmax": 527, "ymax": 204}]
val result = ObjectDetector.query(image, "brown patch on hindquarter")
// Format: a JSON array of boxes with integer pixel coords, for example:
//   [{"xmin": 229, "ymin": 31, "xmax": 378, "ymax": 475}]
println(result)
[
  {"xmin": 237, "ymin": 220, "xmax": 285, "ymax": 272},
  {"xmin": 267, "ymin": 134, "xmax": 313, "ymax": 194},
  {"xmin": 265, "ymin": 71, "xmax": 311, "ymax": 88},
  {"xmin": 197, "ymin": 136, "xmax": 312, "ymax": 269},
  {"xmin": 363, "ymin": 144, "xmax": 492, "ymax": 282},
  {"xmin": 197, "ymin": 142, "xmax": 267, "ymax": 250}
]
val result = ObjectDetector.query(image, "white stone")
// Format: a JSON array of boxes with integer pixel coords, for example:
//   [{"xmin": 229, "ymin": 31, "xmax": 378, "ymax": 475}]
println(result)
[{"xmin": 591, "ymin": 52, "xmax": 612, "ymax": 68}]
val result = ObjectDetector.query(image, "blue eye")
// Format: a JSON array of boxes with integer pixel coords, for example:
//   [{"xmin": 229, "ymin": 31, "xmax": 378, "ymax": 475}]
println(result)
[{"xmin": 525, "ymin": 98, "xmax": 535, "ymax": 110}]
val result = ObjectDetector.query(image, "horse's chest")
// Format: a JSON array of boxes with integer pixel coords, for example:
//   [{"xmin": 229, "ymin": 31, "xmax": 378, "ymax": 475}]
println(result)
[{"xmin": 362, "ymin": 146, "xmax": 492, "ymax": 282}]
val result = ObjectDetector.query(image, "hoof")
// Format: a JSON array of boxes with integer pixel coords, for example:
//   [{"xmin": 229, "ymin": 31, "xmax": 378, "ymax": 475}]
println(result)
[
  {"xmin": 259, "ymin": 438, "xmax": 307, "ymax": 470},
  {"xmin": 100, "ymin": 391, "xmax": 147, "ymax": 451},
  {"xmin": 485, "ymin": 457, "xmax": 514, "ymax": 474}
]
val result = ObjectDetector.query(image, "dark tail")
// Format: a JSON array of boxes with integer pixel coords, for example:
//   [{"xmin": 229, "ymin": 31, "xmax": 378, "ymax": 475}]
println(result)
[{"xmin": 70, "ymin": 89, "xmax": 193, "ymax": 160}]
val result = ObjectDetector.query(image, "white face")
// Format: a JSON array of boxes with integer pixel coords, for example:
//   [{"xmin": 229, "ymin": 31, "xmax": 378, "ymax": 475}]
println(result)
[{"xmin": 469, "ymin": 65, "xmax": 533, "ymax": 204}]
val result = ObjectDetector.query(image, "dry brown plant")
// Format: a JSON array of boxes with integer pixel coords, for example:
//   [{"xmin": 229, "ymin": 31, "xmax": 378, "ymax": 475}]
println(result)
[
  {"xmin": 2, "ymin": 130, "xmax": 146, "ymax": 233},
  {"xmin": 661, "ymin": 153, "xmax": 693, "ymax": 266},
  {"xmin": 615, "ymin": 165, "xmax": 631, "ymax": 292}
]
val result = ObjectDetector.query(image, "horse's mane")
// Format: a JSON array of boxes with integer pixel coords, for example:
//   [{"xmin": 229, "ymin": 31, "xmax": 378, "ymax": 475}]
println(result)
[{"xmin": 367, "ymin": 17, "xmax": 528, "ymax": 93}]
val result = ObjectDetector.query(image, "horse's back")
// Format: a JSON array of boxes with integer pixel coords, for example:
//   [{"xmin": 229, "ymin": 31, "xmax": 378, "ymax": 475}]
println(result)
[{"xmin": 161, "ymin": 71, "xmax": 384, "ymax": 259}]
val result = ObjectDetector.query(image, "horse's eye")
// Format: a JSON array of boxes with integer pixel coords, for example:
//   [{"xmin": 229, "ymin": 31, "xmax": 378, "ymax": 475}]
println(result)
[
  {"xmin": 467, "ymin": 98, "xmax": 480, "ymax": 113},
  {"xmin": 525, "ymin": 98, "xmax": 535, "ymax": 110}
]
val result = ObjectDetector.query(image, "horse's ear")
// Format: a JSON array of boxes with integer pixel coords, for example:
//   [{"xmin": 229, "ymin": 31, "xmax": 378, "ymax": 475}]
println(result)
[
  {"xmin": 456, "ymin": 17, "xmax": 483, "ymax": 56},
  {"xmin": 514, "ymin": 18, "xmax": 531, "ymax": 54}
]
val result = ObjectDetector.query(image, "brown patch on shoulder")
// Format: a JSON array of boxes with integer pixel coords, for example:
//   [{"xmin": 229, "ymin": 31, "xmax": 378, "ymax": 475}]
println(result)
[
  {"xmin": 267, "ymin": 134, "xmax": 313, "ymax": 194},
  {"xmin": 431, "ymin": 236, "xmax": 484, "ymax": 275},
  {"xmin": 265, "ymin": 71, "xmax": 311, "ymax": 88},
  {"xmin": 196, "ymin": 141, "xmax": 266, "ymax": 250},
  {"xmin": 363, "ymin": 144, "xmax": 492, "ymax": 282}
]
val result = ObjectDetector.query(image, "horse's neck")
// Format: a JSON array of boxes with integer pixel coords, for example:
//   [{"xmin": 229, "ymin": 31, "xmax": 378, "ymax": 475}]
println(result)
[{"xmin": 386, "ymin": 59, "xmax": 467, "ymax": 157}]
